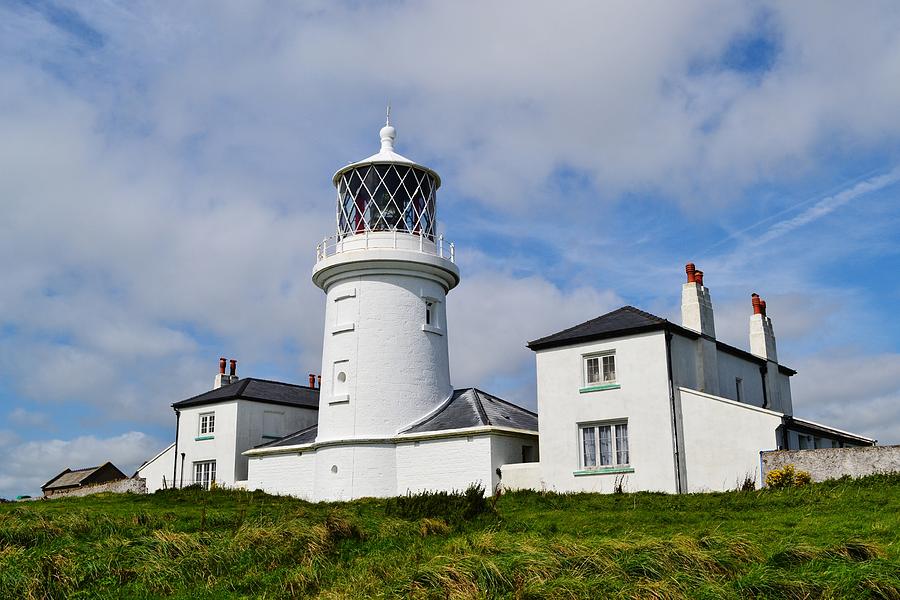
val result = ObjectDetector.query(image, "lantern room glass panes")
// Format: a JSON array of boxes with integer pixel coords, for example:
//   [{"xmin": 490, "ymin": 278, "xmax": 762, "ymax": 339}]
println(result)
[{"xmin": 337, "ymin": 164, "xmax": 437, "ymax": 239}]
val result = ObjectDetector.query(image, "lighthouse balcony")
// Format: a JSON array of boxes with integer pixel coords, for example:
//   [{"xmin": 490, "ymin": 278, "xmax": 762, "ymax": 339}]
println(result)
[{"xmin": 315, "ymin": 231, "xmax": 455, "ymax": 264}]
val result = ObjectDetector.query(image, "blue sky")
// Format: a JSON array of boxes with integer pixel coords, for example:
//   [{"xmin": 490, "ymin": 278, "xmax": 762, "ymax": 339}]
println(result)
[{"xmin": 2, "ymin": 0, "xmax": 900, "ymax": 498}]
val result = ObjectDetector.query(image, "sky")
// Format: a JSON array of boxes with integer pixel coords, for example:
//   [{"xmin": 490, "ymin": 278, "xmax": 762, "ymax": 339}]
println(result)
[{"xmin": 1, "ymin": 0, "xmax": 900, "ymax": 498}]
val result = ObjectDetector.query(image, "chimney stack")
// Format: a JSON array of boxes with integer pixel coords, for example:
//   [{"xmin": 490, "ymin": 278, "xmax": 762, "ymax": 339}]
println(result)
[
  {"xmin": 214, "ymin": 357, "xmax": 238, "ymax": 389},
  {"xmin": 309, "ymin": 373, "xmax": 316, "ymax": 388},
  {"xmin": 749, "ymin": 294, "xmax": 777, "ymax": 362},
  {"xmin": 681, "ymin": 262, "xmax": 716, "ymax": 337}
]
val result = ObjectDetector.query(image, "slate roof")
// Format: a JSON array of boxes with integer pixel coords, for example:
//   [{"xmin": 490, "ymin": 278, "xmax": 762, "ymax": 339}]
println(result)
[
  {"xmin": 173, "ymin": 378, "xmax": 319, "ymax": 410},
  {"xmin": 254, "ymin": 424, "xmax": 318, "ymax": 449},
  {"xmin": 527, "ymin": 305, "xmax": 797, "ymax": 376},
  {"xmin": 42, "ymin": 462, "xmax": 126, "ymax": 491},
  {"xmin": 402, "ymin": 388, "xmax": 538, "ymax": 434}
]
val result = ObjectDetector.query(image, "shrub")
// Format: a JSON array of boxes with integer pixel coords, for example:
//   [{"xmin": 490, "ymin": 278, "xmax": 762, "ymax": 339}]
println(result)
[
  {"xmin": 766, "ymin": 464, "xmax": 812, "ymax": 489},
  {"xmin": 384, "ymin": 483, "xmax": 491, "ymax": 524}
]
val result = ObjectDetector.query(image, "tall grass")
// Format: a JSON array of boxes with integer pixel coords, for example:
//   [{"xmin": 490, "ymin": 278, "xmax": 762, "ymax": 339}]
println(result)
[{"xmin": 1, "ymin": 474, "xmax": 899, "ymax": 598}]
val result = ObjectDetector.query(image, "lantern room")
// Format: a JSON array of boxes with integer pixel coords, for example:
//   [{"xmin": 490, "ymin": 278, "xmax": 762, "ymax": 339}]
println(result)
[{"xmin": 332, "ymin": 118, "xmax": 440, "ymax": 240}]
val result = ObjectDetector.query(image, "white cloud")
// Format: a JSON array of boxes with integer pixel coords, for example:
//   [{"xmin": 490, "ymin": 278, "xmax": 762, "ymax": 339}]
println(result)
[
  {"xmin": 7, "ymin": 408, "xmax": 49, "ymax": 428},
  {"xmin": 0, "ymin": 431, "xmax": 164, "ymax": 499}
]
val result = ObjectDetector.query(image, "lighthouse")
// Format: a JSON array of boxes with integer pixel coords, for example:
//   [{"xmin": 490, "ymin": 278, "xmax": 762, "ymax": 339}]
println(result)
[
  {"xmin": 313, "ymin": 115, "xmax": 460, "ymax": 442},
  {"xmin": 244, "ymin": 117, "xmax": 538, "ymax": 502}
]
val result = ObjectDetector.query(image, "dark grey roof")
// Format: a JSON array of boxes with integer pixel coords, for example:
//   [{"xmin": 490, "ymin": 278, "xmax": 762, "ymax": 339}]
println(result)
[
  {"xmin": 784, "ymin": 417, "xmax": 876, "ymax": 445},
  {"xmin": 254, "ymin": 424, "xmax": 318, "ymax": 448},
  {"xmin": 527, "ymin": 306, "xmax": 668, "ymax": 350},
  {"xmin": 402, "ymin": 388, "xmax": 538, "ymax": 434},
  {"xmin": 173, "ymin": 378, "xmax": 319, "ymax": 410},
  {"xmin": 527, "ymin": 305, "xmax": 797, "ymax": 376}
]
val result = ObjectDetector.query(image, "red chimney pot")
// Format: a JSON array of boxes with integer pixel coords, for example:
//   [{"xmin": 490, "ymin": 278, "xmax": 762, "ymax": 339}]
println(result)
[
  {"xmin": 759, "ymin": 299, "xmax": 767, "ymax": 317},
  {"xmin": 685, "ymin": 263, "xmax": 696, "ymax": 283},
  {"xmin": 219, "ymin": 357, "xmax": 227, "ymax": 374},
  {"xmin": 309, "ymin": 373, "xmax": 316, "ymax": 388},
  {"xmin": 229, "ymin": 359, "xmax": 237, "ymax": 377},
  {"xmin": 751, "ymin": 293, "xmax": 762, "ymax": 315},
  {"xmin": 317, "ymin": 375, "xmax": 322, "ymax": 389},
  {"xmin": 694, "ymin": 270, "xmax": 704, "ymax": 286}
]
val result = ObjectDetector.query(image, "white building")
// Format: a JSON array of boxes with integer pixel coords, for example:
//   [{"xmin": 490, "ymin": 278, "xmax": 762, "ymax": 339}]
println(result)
[
  {"xmin": 138, "ymin": 120, "xmax": 873, "ymax": 499},
  {"xmin": 137, "ymin": 358, "xmax": 319, "ymax": 492},
  {"xmin": 502, "ymin": 265, "xmax": 874, "ymax": 494}
]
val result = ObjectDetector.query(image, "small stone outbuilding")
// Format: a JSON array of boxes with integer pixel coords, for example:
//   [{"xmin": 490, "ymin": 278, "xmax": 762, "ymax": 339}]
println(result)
[{"xmin": 41, "ymin": 462, "xmax": 127, "ymax": 497}]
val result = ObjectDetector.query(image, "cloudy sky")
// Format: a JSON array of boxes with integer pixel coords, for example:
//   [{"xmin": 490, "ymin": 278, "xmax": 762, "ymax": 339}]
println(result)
[{"xmin": 2, "ymin": 0, "xmax": 900, "ymax": 498}]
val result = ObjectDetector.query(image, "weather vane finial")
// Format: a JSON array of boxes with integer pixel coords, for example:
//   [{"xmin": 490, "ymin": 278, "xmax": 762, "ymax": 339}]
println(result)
[{"xmin": 386, "ymin": 103, "xmax": 392, "ymax": 127}]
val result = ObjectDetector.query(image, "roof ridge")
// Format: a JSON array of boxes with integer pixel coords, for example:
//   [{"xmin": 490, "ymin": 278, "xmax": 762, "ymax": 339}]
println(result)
[
  {"xmin": 243, "ymin": 377, "xmax": 316, "ymax": 390},
  {"xmin": 470, "ymin": 389, "xmax": 491, "ymax": 426},
  {"xmin": 471, "ymin": 387, "xmax": 538, "ymax": 417},
  {"xmin": 528, "ymin": 306, "xmax": 633, "ymax": 345}
]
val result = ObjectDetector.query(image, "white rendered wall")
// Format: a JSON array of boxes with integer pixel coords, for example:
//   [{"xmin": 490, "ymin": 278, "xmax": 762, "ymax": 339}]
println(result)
[
  {"xmin": 534, "ymin": 331, "xmax": 678, "ymax": 494},
  {"xmin": 315, "ymin": 254, "xmax": 454, "ymax": 441},
  {"xmin": 246, "ymin": 451, "xmax": 316, "ymax": 499},
  {"xmin": 489, "ymin": 433, "xmax": 539, "ymax": 492},
  {"xmin": 396, "ymin": 435, "xmax": 493, "ymax": 495},
  {"xmin": 499, "ymin": 463, "xmax": 542, "ymax": 491},
  {"xmin": 136, "ymin": 442, "xmax": 175, "ymax": 492},
  {"xmin": 678, "ymin": 387, "xmax": 782, "ymax": 492},
  {"xmin": 233, "ymin": 402, "xmax": 318, "ymax": 481},
  {"xmin": 313, "ymin": 443, "xmax": 397, "ymax": 501},
  {"xmin": 715, "ymin": 352, "xmax": 766, "ymax": 408},
  {"xmin": 176, "ymin": 402, "xmax": 239, "ymax": 487}
]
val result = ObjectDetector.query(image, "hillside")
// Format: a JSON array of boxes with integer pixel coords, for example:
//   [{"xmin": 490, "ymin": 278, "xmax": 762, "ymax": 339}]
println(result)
[{"xmin": 1, "ymin": 475, "xmax": 899, "ymax": 599}]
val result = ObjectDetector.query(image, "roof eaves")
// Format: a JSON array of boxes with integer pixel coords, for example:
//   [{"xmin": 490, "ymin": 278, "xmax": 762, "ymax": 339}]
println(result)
[{"xmin": 527, "ymin": 322, "xmax": 669, "ymax": 351}]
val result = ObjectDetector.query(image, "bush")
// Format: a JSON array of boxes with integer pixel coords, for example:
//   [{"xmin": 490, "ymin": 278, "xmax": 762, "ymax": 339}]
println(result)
[
  {"xmin": 384, "ymin": 483, "xmax": 491, "ymax": 524},
  {"xmin": 766, "ymin": 464, "xmax": 812, "ymax": 489}
]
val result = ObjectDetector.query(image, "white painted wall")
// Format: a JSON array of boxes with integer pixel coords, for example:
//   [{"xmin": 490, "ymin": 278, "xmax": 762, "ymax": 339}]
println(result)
[
  {"xmin": 234, "ymin": 402, "xmax": 317, "ymax": 481},
  {"xmin": 176, "ymin": 401, "xmax": 239, "ymax": 487},
  {"xmin": 396, "ymin": 435, "xmax": 492, "ymax": 495},
  {"xmin": 313, "ymin": 443, "xmax": 397, "ymax": 501},
  {"xmin": 534, "ymin": 331, "xmax": 678, "ymax": 494},
  {"xmin": 246, "ymin": 451, "xmax": 316, "ymax": 498},
  {"xmin": 499, "ymin": 463, "xmax": 541, "ymax": 491},
  {"xmin": 136, "ymin": 442, "xmax": 175, "ymax": 492},
  {"xmin": 678, "ymin": 387, "xmax": 782, "ymax": 491},
  {"xmin": 489, "ymin": 433, "xmax": 538, "ymax": 492},
  {"xmin": 716, "ymin": 351, "xmax": 766, "ymax": 407},
  {"xmin": 314, "ymin": 241, "xmax": 458, "ymax": 444}
]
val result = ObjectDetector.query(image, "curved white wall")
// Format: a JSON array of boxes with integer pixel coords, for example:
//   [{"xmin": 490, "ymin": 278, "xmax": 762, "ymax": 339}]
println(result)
[{"xmin": 314, "ymin": 246, "xmax": 457, "ymax": 442}]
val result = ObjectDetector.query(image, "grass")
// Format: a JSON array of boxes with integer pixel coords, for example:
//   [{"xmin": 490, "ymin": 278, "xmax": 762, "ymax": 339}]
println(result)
[{"xmin": 1, "ymin": 475, "xmax": 899, "ymax": 599}]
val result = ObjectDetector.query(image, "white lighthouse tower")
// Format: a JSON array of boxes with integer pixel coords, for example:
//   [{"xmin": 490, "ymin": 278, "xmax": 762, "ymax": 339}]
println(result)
[{"xmin": 310, "ymin": 116, "xmax": 460, "ymax": 497}]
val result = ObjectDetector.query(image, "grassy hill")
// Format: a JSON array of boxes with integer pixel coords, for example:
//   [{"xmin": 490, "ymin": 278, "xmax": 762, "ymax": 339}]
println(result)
[{"xmin": 2, "ymin": 475, "xmax": 899, "ymax": 599}]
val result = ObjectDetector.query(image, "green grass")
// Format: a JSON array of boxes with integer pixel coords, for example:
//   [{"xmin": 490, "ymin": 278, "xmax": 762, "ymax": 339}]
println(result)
[{"xmin": 2, "ymin": 475, "xmax": 899, "ymax": 599}]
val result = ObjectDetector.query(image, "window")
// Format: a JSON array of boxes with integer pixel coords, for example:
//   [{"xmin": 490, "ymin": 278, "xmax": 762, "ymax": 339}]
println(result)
[
  {"xmin": 263, "ymin": 411, "xmax": 284, "ymax": 439},
  {"xmin": 584, "ymin": 353, "xmax": 616, "ymax": 386},
  {"xmin": 580, "ymin": 422, "xmax": 629, "ymax": 468},
  {"xmin": 199, "ymin": 412, "xmax": 215, "ymax": 435},
  {"xmin": 735, "ymin": 377, "xmax": 743, "ymax": 402},
  {"xmin": 193, "ymin": 460, "xmax": 216, "ymax": 489},
  {"xmin": 421, "ymin": 296, "xmax": 442, "ymax": 334}
]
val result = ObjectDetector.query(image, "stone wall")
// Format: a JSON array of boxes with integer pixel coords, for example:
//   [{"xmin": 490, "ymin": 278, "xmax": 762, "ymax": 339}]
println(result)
[
  {"xmin": 761, "ymin": 445, "xmax": 900, "ymax": 483},
  {"xmin": 46, "ymin": 477, "xmax": 147, "ymax": 499}
]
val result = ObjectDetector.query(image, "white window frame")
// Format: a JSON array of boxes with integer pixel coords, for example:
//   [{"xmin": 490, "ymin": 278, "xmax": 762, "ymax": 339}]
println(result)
[
  {"xmin": 421, "ymin": 295, "xmax": 443, "ymax": 335},
  {"xmin": 199, "ymin": 412, "xmax": 215, "ymax": 435},
  {"xmin": 583, "ymin": 351, "xmax": 616, "ymax": 387},
  {"xmin": 193, "ymin": 460, "xmax": 216, "ymax": 489},
  {"xmin": 579, "ymin": 421, "xmax": 629, "ymax": 469}
]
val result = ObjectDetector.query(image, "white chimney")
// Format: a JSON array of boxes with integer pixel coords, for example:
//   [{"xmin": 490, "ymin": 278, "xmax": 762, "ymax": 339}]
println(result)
[
  {"xmin": 749, "ymin": 294, "xmax": 777, "ymax": 361},
  {"xmin": 213, "ymin": 357, "xmax": 239, "ymax": 389},
  {"xmin": 681, "ymin": 263, "xmax": 716, "ymax": 337},
  {"xmin": 680, "ymin": 263, "xmax": 719, "ymax": 394}
]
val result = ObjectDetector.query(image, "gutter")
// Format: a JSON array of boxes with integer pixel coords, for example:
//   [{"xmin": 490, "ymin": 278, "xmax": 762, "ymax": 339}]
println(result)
[
  {"xmin": 172, "ymin": 409, "xmax": 180, "ymax": 489},
  {"xmin": 665, "ymin": 331, "xmax": 684, "ymax": 494},
  {"xmin": 243, "ymin": 424, "xmax": 539, "ymax": 457}
]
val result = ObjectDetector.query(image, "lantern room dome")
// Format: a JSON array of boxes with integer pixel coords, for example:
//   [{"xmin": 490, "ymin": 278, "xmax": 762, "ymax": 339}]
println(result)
[{"xmin": 331, "ymin": 118, "xmax": 442, "ymax": 240}]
